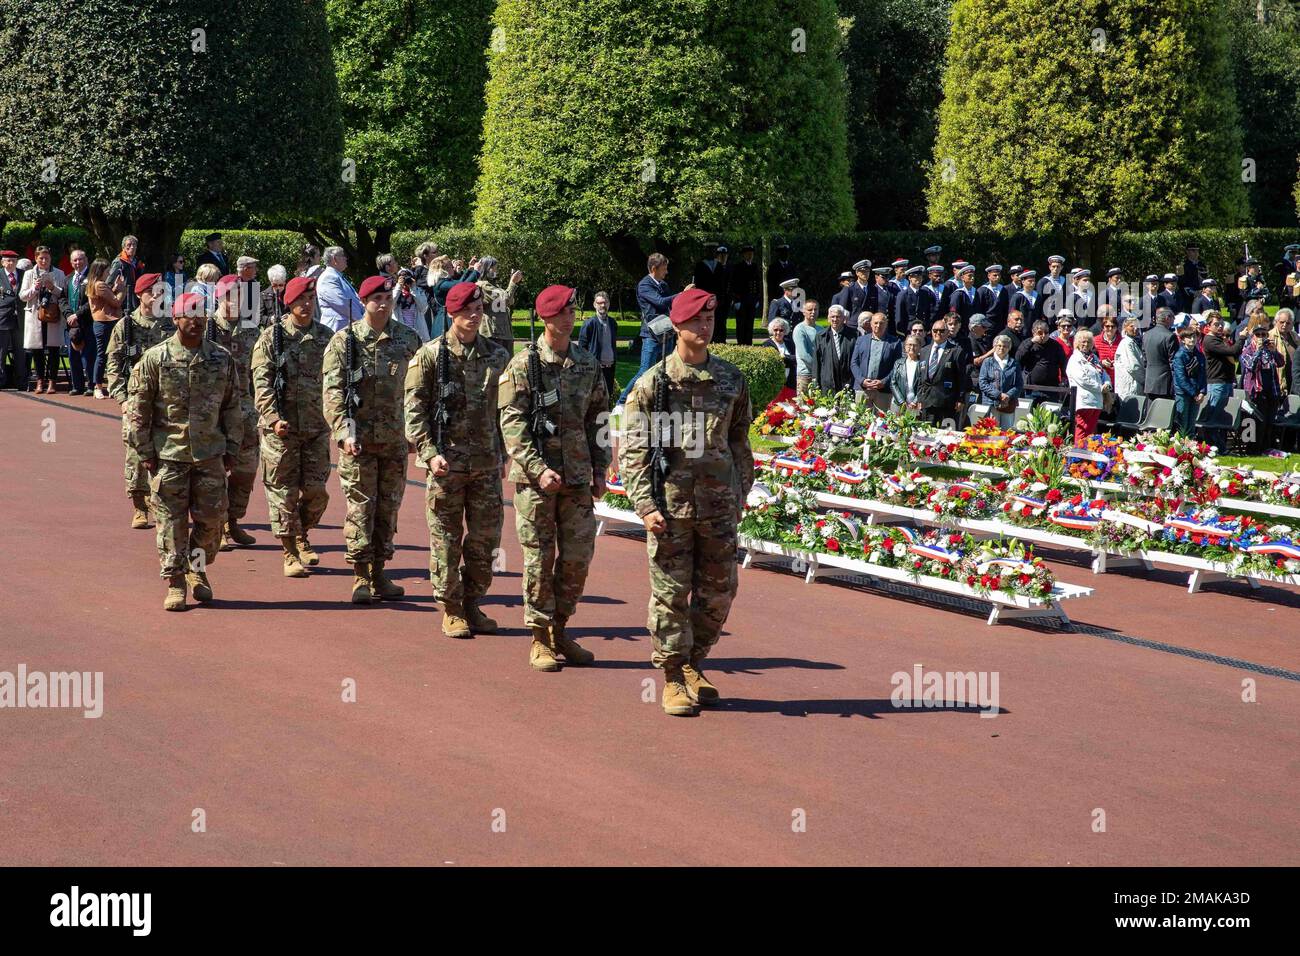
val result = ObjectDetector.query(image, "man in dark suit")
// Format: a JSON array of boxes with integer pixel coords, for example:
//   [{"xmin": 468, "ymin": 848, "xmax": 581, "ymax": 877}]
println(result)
[
  {"xmin": 614, "ymin": 251, "xmax": 686, "ymax": 407},
  {"xmin": 840, "ymin": 259, "xmax": 872, "ymax": 329},
  {"xmin": 918, "ymin": 316, "xmax": 965, "ymax": 426},
  {"xmin": 975, "ymin": 264, "xmax": 1009, "ymax": 334},
  {"xmin": 1191, "ymin": 278, "xmax": 1222, "ymax": 317},
  {"xmin": 1011, "ymin": 270, "xmax": 1041, "ymax": 326},
  {"xmin": 894, "ymin": 265, "xmax": 926, "ymax": 333},
  {"xmin": 766, "ymin": 242, "xmax": 797, "ymax": 294},
  {"xmin": 949, "ymin": 264, "xmax": 979, "ymax": 324},
  {"xmin": 868, "ymin": 266, "xmax": 894, "ymax": 332},
  {"xmin": 812, "ymin": 305, "xmax": 859, "ymax": 394},
  {"xmin": 730, "ymin": 244, "xmax": 761, "ymax": 346},
  {"xmin": 849, "ymin": 311, "xmax": 902, "ymax": 412},
  {"xmin": 196, "ymin": 232, "xmax": 230, "ymax": 276},
  {"xmin": 921, "ymin": 264, "xmax": 949, "ymax": 320},
  {"xmin": 693, "ymin": 242, "xmax": 729, "ymax": 342},
  {"xmin": 0, "ymin": 250, "xmax": 26, "ymax": 389},
  {"xmin": 1142, "ymin": 307, "xmax": 1177, "ymax": 400}
]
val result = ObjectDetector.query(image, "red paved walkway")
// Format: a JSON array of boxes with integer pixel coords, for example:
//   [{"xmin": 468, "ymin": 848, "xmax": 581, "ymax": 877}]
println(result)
[{"xmin": 1, "ymin": 391, "xmax": 1298, "ymax": 865}]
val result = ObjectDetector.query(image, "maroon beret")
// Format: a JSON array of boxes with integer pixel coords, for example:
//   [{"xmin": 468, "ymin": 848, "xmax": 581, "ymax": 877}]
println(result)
[
  {"xmin": 670, "ymin": 288, "xmax": 717, "ymax": 325},
  {"xmin": 358, "ymin": 274, "xmax": 393, "ymax": 299},
  {"xmin": 134, "ymin": 272, "xmax": 162, "ymax": 295},
  {"xmin": 445, "ymin": 281, "xmax": 482, "ymax": 314},
  {"xmin": 215, "ymin": 273, "xmax": 239, "ymax": 297},
  {"xmin": 535, "ymin": 284, "xmax": 576, "ymax": 319},
  {"xmin": 0, "ymin": 250, "xmax": 18, "ymax": 258},
  {"xmin": 172, "ymin": 291, "xmax": 206, "ymax": 318},
  {"xmin": 284, "ymin": 275, "xmax": 316, "ymax": 307}
]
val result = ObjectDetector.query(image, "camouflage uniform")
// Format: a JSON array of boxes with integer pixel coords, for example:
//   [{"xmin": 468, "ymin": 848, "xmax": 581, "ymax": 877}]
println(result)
[
  {"xmin": 250, "ymin": 316, "xmax": 332, "ymax": 537},
  {"xmin": 322, "ymin": 318, "xmax": 422, "ymax": 563},
  {"xmin": 126, "ymin": 335, "xmax": 243, "ymax": 576},
  {"xmin": 477, "ymin": 278, "xmax": 518, "ymax": 354},
  {"xmin": 619, "ymin": 351, "xmax": 754, "ymax": 669},
  {"xmin": 208, "ymin": 315, "xmax": 261, "ymax": 522},
  {"xmin": 404, "ymin": 331, "xmax": 510, "ymax": 607},
  {"xmin": 105, "ymin": 306, "xmax": 175, "ymax": 498},
  {"xmin": 498, "ymin": 336, "xmax": 609, "ymax": 626}
]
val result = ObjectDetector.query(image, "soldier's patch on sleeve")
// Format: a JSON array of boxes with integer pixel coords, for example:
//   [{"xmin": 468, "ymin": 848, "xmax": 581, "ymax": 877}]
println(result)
[{"xmin": 497, "ymin": 367, "xmax": 517, "ymax": 408}]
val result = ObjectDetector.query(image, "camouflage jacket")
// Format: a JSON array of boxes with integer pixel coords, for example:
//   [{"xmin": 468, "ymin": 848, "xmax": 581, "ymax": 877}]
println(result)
[
  {"xmin": 619, "ymin": 350, "xmax": 754, "ymax": 520},
  {"xmin": 126, "ymin": 335, "xmax": 243, "ymax": 462},
  {"xmin": 105, "ymin": 307, "xmax": 175, "ymax": 403},
  {"xmin": 405, "ymin": 331, "xmax": 510, "ymax": 473},
  {"xmin": 498, "ymin": 336, "xmax": 609, "ymax": 486},
  {"xmin": 208, "ymin": 314, "xmax": 260, "ymax": 417},
  {"xmin": 322, "ymin": 318, "xmax": 422, "ymax": 450},
  {"xmin": 250, "ymin": 317, "xmax": 332, "ymax": 436}
]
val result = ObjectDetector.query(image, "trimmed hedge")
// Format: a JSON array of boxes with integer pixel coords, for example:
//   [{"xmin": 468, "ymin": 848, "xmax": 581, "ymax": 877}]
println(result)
[{"xmin": 710, "ymin": 344, "xmax": 785, "ymax": 415}]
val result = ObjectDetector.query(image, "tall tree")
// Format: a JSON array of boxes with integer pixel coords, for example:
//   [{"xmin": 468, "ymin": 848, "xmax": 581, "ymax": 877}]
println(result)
[
  {"xmin": 1231, "ymin": 0, "xmax": 1300, "ymax": 227},
  {"xmin": 927, "ymin": 0, "xmax": 1249, "ymax": 265},
  {"xmin": 0, "ymin": 0, "xmax": 344, "ymax": 264},
  {"xmin": 314, "ymin": 1, "xmax": 495, "ymax": 272},
  {"xmin": 474, "ymin": 0, "xmax": 855, "ymax": 276},
  {"xmin": 838, "ymin": 0, "xmax": 952, "ymax": 229}
]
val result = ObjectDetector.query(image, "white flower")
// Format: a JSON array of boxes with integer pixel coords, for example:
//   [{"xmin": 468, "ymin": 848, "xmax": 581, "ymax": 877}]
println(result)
[
  {"xmin": 892, "ymin": 544, "xmax": 907, "ymax": 559},
  {"xmin": 1031, "ymin": 436, "xmax": 1048, "ymax": 448},
  {"xmin": 1268, "ymin": 524, "xmax": 1290, "ymax": 536},
  {"xmin": 785, "ymin": 502, "xmax": 799, "ymax": 515},
  {"xmin": 1286, "ymin": 560, "xmax": 1300, "ymax": 573},
  {"xmin": 868, "ymin": 551, "xmax": 881, "ymax": 564},
  {"xmin": 1168, "ymin": 471, "xmax": 1185, "ymax": 486},
  {"xmin": 1217, "ymin": 478, "xmax": 1230, "ymax": 489},
  {"xmin": 1030, "ymin": 482, "xmax": 1048, "ymax": 492}
]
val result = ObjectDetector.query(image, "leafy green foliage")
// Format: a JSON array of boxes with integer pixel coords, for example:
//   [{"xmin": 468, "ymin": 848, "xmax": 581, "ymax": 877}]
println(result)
[
  {"xmin": 323, "ymin": 1, "xmax": 493, "ymax": 231},
  {"xmin": 838, "ymin": 0, "xmax": 952, "ymax": 229},
  {"xmin": 475, "ymin": 0, "xmax": 854, "ymax": 246},
  {"xmin": 928, "ymin": 0, "xmax": 1250, "ymax": 243},
  {"xmin": 710, "ymin": 344, "xmax": 787, "ymax": 413},
  {"xmin": 0, "ymin": 0, "xmax": 343, "ymax": 261}
]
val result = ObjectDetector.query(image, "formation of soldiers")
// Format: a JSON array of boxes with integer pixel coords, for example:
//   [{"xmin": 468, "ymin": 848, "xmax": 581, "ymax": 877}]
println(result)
[{"xmin": 116, "ymin": 269, "xmax": 752, "ymax": 717}]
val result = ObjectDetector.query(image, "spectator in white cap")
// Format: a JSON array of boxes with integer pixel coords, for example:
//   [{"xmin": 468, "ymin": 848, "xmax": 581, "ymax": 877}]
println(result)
[{"xmin": 235, "ymin": 254, "xmax": 262, "ymax": 327}]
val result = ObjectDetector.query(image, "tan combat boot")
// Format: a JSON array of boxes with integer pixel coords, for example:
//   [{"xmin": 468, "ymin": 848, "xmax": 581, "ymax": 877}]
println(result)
[
  {"xmin": 682, "ymin": 661, "xmax": 720, "ymax": 706},
  {"xmin": 661, "ymin": 665, "xmax": 698, "ymax": 716},
  {"xmin": 351, "ymin": 562, "xmax": 373, "ymax": 604},
  {"xmin": 441, "ymin": 603, "xmax": 472, "ymax": 639},
  {"xmin": 551, "ymin": 616, "xmax": 594, "ymax": 665},
  {"xmin": 281, "ymin": 537, "xmax": 309, "ymax": 578},
  {"xmin": 163, "ymin": 574, "xmax": 187, "ymax": 612},
  {"xmin": 186, "ymin": 570, "xmax": 213, "ymax": 603},
  {"xmin": 130, "ymin": 493, "xmax": 151, "ymax": 530},
  {"xmin": 529, "ymin": 625, "xmax": 560, "ymax": 671},
  {"xmin": 369, "ymin": 560, "xmax": 405, "ymax": 600},
  {"xmin": 225, "ymin": 518, "xmax": 255, "ymax": 547},
  {"xmin": 295, "ymin": 535, "xmax": 320, "ymax": 566},
  {"xmin": 464, "ymin": 601, "xmax": 498, "ymax": 634}
]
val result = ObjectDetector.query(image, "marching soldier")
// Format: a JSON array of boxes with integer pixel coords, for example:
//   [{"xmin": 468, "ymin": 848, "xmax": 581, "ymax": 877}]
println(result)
[
  {"xmin": 619, "ymin": 288, "xmax": 754, "ymax": 717},
  {"xmin": 499, "ymin": 284, "xmax": 610, "ymax": 670},
  {"xmin": 250, "ymin": 275, "xmax": 332, "ymax": 578},
  {"xmin": 322, "ymin": 274, "xmax": 422, "ymax": 604},
  {"xmin": 126, "ymin": 292, "xmax": 242, "ymax": 611},
  {"xmin": 208, "ymin": 272, "xmax": 261, "ymax": 550},
  {"xmin": 404, "ymin": 281, "xmax": 511, "ymax": 637},
  {"xmin": 105, "ymin": 272, "xmax": 174, "ymax": 529}
]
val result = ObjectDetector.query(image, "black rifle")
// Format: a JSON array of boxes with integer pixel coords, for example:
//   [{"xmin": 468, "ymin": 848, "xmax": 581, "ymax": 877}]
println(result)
[
  {"xmin": 526, "ymin": 308, "xmax": 558, "ymax": 450},
  {"xmin": 431, "ymin": 325, "xmax": 455, "ymax": 453},
  {"xmin": 271, "ymin": 293, "xmax": 287, "ymax": 423},
  {"xmin": 343, "ymin": 299, "xmax": 363, "ymax": 438},
  {"xmin": 646, "ymin": 319, "xmax": 673, "ymax": 515}
]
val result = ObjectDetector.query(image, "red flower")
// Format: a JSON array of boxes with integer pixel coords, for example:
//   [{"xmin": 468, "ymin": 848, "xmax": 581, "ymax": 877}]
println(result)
[
  {"xmin": 1070, "ymin": 493, "xmax": 1083, "ymax": 506},
  {"xmin": 949, "ymin": 534, "xmax": 963, "ymax": 546},
  {"xmin": 980, "ymin": 574, "xmax": 995, "ymax": 588},
  {"xmin": 1045, "ymin": 489, "xmax": 1063, "ymax": 504},
  {"xmin": 994, "ymin": 481, "xmax": 1008, "ymax": 492},
  {"xmin": 882, "ymin": 537, "xmax": 895, "ymax": 550},
  {"xmin": 1019, "ymin": 573, "xmax": 1032, "ymax": 586},
  {"xmin": 815, "ymin": 519, "xmax": 826, "ymax": 529},
  {"xmin": 966, "ymin": 575, "xmax": 977, "ymax": 586},
  {"xmin": 961, "ymin": 489, "xmax": 972, "ymax": 500},
  {"xmin": 1021, "ymin": 505, "xmax": 1033, "ymax": 517},
  {"xmin": 1051, "ymin": 436, "xmax": 1063, "ymax": 447},
  {"xmin": 826, "ymin": 537, "xmax": 840, "ymax": 552}
]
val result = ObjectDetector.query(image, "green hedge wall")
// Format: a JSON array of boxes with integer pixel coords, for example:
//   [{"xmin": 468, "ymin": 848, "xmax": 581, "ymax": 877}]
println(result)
[{"xmin": 710, "ymin": 344, "xmax": 786, "ymax": 414}]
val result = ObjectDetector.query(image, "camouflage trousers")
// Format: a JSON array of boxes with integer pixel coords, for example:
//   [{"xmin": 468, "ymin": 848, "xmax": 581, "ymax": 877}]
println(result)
[
  {"xmin": 121, "ymin": 417, "xmax": 149, "ymax": 496},
  {"xmin": 260, "ymin": 429, "xmax": 331, "ymax": 537},
  {"xmin": 151, "ymin": 456, "xmax": 228, "ymax": 578},
  {"xmin": 425, "ymin": 468, "xmax": 503, "ymax": 607},
  {"xmin": 226, "ymin": 408, "xmax": 260, "ymax": 520},
  {"xmin": 514, "ymin": 483, "xmax": 596, "ymax": 627},
  {"xmin": 646, "ymin": 512, "xmax": 739, "ymax": 669},
  {"xmin": 337, "ymin": 445, "xmax": 408, "ymax": 564}
]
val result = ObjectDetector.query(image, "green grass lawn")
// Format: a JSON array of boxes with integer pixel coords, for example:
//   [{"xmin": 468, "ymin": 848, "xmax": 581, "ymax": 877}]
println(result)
[{"xmin": 1217, "ymin": 453, "xmax": 1299, "ymax": 473}]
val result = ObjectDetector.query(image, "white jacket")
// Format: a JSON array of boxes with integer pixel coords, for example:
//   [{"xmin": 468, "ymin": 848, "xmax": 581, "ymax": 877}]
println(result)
[
  {"xmin": 21, "ymin": 266, "xmax": 67, "ymax": 349},
  {"xmin": 1113, "ymin": 336, "xmax": 1143, "ymax": 401},
  {"xmin": 1067, "ymin": 349, "xmax": 1110, "ymax": 411}
]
